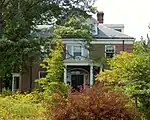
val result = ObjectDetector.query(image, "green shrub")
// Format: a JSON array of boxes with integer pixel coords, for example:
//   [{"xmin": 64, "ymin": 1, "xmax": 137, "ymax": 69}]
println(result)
[
  {"xmin": 0, "ymin": 88, "xmax": 12, "ymax": 97},
  {"xmin": 0, "ymin": 91, "xmax": 46, "ymax": 120},
  {"xmin": 9, "ymin": 91, "xmax": 43, "ymax": 103}
]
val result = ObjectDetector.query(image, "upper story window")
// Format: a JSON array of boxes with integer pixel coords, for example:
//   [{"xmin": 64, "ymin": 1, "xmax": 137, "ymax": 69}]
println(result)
[
  {"xmin": 66, "ymin": 44, "xmax": 89, "ymax": 59},
  {"xmin": 39, "ymin": 71, "xmax": 47, "ymax": 79},
  {"xmin": 105, "ymin": 45, "xmax": 115, "ymax": 58}
]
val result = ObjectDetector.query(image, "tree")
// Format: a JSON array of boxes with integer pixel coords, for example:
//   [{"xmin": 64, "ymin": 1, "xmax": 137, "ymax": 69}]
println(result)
[
  {"xmin": 0, "ymin": 0, "xmax": 97, "ymax": 91},
  {"xmin": 96, "ymin": 41, "xmax": 150, "ymax": 119},
  {"xmin": 0, "ymin": 0, "xmax": 96, "ymax": 39},
  {"xmin": 96, "ymin": 52, "xmax": 134, "ymax": 87},
  {"xmin": 36, "ymin": 15, "xmax": 95, "ymax": 94},
  {"xmin": 36, "ymin": 36, "xmax": 68, "ymax": 94},
  {"xmin": 55, "ymin": 16, "xmax": 94, "ymax": 51}
]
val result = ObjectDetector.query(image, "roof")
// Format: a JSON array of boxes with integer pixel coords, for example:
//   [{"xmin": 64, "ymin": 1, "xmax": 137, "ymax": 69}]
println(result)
[
  {"xmin": 31, "ymin": 24, "xmax": 135, "ymax": 40},
  {"xmin": 94, "ymin": 24, "xmax": 135, "ymax": 39},
  {"xmin": 31, "ymin": 25, "xmax": 52, "ymax": 37}
]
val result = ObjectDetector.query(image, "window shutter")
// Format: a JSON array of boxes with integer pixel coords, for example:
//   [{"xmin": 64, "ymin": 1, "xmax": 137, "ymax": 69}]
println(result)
[{"xmin": 83, "ymin": 48, "xmax": 89, "ymax": 58}]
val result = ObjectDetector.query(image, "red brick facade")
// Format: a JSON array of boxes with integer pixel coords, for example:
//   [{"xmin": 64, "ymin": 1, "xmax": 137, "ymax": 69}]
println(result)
[
  {"xmin": 18, "ymin": 43, "xmax": 134, "ymax": 92},
  {"xmin": 115, "ymin": 44, "xmax": 133, "ymax": 54}
]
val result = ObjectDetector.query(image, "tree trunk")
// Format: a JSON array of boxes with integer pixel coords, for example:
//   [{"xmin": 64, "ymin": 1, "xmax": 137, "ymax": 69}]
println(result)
[
  {"xmin": 0, "ymin": 77, "xmax": 2, "ymax": 93},
  {"xmin": 0, "ymin": 12, "xmax": 3, "ymax": 37}
]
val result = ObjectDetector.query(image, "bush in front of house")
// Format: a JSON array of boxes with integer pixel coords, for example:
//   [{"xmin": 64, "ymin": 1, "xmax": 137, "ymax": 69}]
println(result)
[
  {"xmin": 49, "ymin": 83, "xmax": 139, "ymax": 120},
  {"xmin": 0, "ymin": 91, "xmax": 46, "ymax": 120}
]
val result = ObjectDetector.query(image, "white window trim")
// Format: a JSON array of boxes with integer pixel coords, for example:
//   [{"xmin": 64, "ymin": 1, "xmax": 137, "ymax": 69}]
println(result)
[
  {"xmin": 38, "ymin": 71, "xmax": 47, "ymax": 79},
  {"xmin": 12, "ymin": 73, "xmax": 20, "ymax": 92},
  {"xmin": 105, "ymin": 45, "xmax": 116, "ymax": 58},
  {"xmin": 66, "ymin": 44, "xmax": 84, "ymax": 58}
]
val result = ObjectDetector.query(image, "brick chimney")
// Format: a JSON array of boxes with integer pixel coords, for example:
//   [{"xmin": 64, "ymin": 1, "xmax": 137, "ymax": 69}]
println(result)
[{"xmin": 97, "ymin": 11, "xmax": 104, "ymax": 24}]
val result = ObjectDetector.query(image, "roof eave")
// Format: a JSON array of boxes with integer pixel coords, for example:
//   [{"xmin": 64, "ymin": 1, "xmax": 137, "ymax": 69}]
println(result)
[{"xmin": 93, "ymin": 36, "xmax": 135, "ymax": 40}]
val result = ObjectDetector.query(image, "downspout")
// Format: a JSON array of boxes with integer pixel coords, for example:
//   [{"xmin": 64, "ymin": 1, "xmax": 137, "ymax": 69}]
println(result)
[{"xmin": 122, "ymin": 40, "xmax": 125, "ymax": 51}]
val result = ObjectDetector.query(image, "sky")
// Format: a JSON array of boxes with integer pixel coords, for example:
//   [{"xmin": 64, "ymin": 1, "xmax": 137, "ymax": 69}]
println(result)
[{"xmin": 94, "ymin": 0, "xmax": 150, "ymax": 40}]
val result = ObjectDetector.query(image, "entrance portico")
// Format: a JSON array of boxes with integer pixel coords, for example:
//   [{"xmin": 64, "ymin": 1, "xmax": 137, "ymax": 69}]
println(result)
[{"xmin": 64, "ymin": 62, "xmax": 94, "ymax": 89}]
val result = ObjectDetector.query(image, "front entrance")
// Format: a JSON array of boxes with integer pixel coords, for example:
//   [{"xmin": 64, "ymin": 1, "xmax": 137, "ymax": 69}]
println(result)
[{"xmin": 71, "ymin": 75, "xmax": 84, "ymax": 91}]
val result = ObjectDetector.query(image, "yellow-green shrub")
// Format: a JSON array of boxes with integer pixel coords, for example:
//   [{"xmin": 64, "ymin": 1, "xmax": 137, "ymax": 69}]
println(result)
[{"xmin": 0, "ymin": 92, "xmax": 46, "ymax": 120}]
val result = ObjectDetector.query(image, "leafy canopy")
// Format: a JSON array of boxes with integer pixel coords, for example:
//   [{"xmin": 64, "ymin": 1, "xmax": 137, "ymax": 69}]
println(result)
[
  {"xmin": 0, "ymin": 0, "xmax": 97, "ymax": 89},
  {"xmin": 36, "ymin": 16, "xmax": 94, "ymax": 94},
  {"xmin": 96, "ymin": 41, "xmax": 150, "ymax": 118}
]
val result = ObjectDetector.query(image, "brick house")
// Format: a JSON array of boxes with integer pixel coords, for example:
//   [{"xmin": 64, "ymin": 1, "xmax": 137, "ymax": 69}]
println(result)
[{"xmin": 11, "ymin": 12, "xmax": 135, "ymax": 92}]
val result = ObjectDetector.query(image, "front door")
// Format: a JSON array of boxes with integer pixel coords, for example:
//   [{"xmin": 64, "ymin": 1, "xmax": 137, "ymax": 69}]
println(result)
[{"xmin": 71, "ymin": 75, "xmax": 84, "ymax": 90}]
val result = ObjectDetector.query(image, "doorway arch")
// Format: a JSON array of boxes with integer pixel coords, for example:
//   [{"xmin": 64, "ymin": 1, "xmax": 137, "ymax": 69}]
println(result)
[{"xmin": 67, "ymin": 68, "xmax": 90, "ymax": 89}]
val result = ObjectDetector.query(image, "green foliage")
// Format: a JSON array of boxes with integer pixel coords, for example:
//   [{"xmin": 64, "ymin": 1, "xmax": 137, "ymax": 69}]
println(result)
[
  {"xmin": 36, "ymin": 38, "xmax": 68, "ymax": 94},
  {"xmin": 96, "ymin": 41, "xmax": 150, "ymax": 119},
  {"xmin": 49, "ymin": 83, "xmax": 138, "ymax": 120},
  {"xmin": 1, "ymin": 0, "xmax": 96, "ymax": 39},
  {"xmin": 36, "ymin": 16, "xmax": 94, "ymax": 94},
  {"xmin": 96, "ymin": 51, "xmax": 134, "ymax": 87},
  {"xmin": 54, "ymin": 16, "xmax": 94, "ymax": 51},
  {"xmin": 0, "ymin": 0, "xmax": 96, "ymax": 91},
  {"xmin": 0, "ymin": 88, "xmax": 12, "ymax": 97},
  {"xmin": 0, "ymin": 92, "xmax": 45, "ymax": 120}
]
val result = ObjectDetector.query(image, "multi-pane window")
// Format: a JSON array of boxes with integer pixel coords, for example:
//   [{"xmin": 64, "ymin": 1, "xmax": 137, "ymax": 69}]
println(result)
[
  {"xmin": 105, "ymin": 45, "xmax": 115, "ymax": 58},
  {"xmin": 73, "ymin": 46, "xmax": 82, "ymax": 57},
  {"xmin": 66, "ymin": 44, "xmax": 89, "ymax": 59},
  {"xmin": 39, "ymin": 71, "xmax": 47, "ymax": 78}
]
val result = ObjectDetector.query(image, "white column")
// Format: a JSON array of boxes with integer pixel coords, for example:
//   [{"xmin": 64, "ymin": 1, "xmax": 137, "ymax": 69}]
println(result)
[
  {"xmin": 64, "ymin": 66, "xmax": 67, "ymax": 84},
  {"xmin": 12, "ymin": 75, "xmax": 15, "ymax": 92},
  {"xmin": 90, "ymin": 65, "xmax": 93, "ymax": 87}
]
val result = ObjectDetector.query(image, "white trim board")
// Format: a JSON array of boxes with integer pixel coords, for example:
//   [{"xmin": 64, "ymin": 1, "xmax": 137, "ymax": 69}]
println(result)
[
  {"xmin": 62, "ymin": 38, "xmax": 134, "ymax": 41},
  {"xmin": 91, "ymin": 40, "xmax": 133, "ymax": 44},
  {"xmin": 64, "ymin": 61, "xmax": 102, "ymax": 67},
  {"xmin": 62, "ymin": 39, "xmax": 134, "ymax": 44},
  {"xmin": 12, "ymin": 73, "xmax": 20, "ymax": 77},
  {"xmin": 64, "ymin": 62, "xmax": 91, "ymax": 66}
]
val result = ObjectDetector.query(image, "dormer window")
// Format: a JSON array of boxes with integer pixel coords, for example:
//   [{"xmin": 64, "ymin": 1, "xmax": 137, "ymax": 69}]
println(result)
[
  {"xmin": 114, "ymin": 29, "xmax": 122, "ymax": 32},
  {"xmin": 89, "ymin": 23, "xmax": 97, "ymax": 35},
  {"xmin": 105, "ymin": 45, "xmax": 115, "ymax": 58}
]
